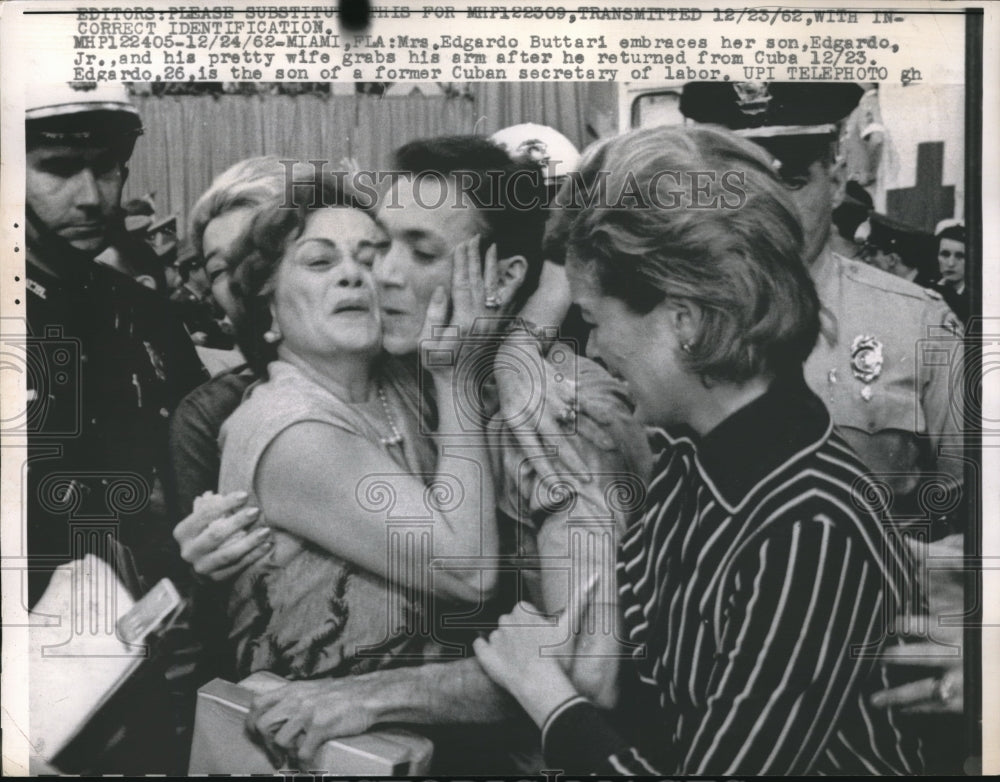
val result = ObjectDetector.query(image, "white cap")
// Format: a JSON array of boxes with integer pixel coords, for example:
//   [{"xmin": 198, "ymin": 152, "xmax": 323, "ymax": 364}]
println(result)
[
  {"xmin": 934, "ymin": 218, "xmax": 964, "ymax": 237},
  {"xmin": 490, "ymin": 123, "xmax": 581, "ymax": 183},
  {"xmin": 26, "ymin": 81, "xmax": 140, "ymax": 124}
]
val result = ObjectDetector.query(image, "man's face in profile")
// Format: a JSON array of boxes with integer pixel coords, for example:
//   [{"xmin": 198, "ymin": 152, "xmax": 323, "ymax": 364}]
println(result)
[
  {"xmin": 373, "ymin": 174, "xmax": 483, "ymax": 356},
  {"xmin": 755, "ymin": 136, "xmax": 837, "ymax": 267},
  {"xmin": 26, "ymin": 142, "xmax": 125, "ymax": 255}
]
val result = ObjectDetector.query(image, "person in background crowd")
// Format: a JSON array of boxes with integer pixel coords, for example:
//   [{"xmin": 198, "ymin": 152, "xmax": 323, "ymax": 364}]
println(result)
[
  {"xmin": 169, "ymin": 244, "xmax": 234, "ymax": 350},
  {"xmin": 680, "ymin": 81, "xmax": 965, "ymax": 537},
  {"xmin": 860, "ymin": 212, "xmax": 937, "ymax": 289},
  {"xmin": 934, "ymin": 222, "xmax": 968, "ymax": 325},
  {"xmin": 91, "ymin": 194, "xmax": 163, "ymax": 290},
  {"xmin": 475, "ymin": 124, "xmax": 922, "ymax": 776},
  {"xmin": 165, "ymin": 156, "xmax": 291, "ymax": 520},
  {"xmin": 491, "ymin": 122, "xmax": 591, "ymax": 350},
  {"xmin": 25, "ymin": 80, "xmax": 207, "ymax": 774},
  {"xmin": 25, "ymin": 79, "xmax": 207, "ymax": 598},
  {"xmin": 680, "ymin": 80, "xmax": 968, "ymax": 772}
]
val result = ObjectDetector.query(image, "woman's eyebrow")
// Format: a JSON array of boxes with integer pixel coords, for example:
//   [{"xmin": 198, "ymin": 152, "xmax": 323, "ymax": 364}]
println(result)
[{"xmin": 292, "ymin": 237, "xmax": 341, "ymax": 252}]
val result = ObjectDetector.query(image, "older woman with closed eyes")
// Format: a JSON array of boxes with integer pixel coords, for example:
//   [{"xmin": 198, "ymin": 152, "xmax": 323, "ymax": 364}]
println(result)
[{"xmin": 211, "ymin": 193, "xmax": 498, "ymax": 687}]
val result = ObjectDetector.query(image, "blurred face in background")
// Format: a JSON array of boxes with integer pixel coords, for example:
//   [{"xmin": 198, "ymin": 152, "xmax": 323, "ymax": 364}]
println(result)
[
  {"xmin": 202, "ymin": 207, "xmax": 256, "ymax": 323},
  {"xmin": 937, "ymin": 238, "xmax": 966, "ymax": 286},
  {"xmin": 26, "ymin": 142, "xmax": 125, "ymax": 255},
  {"xmin": 860, "ymin": 243, "xmax": 897, "ymax": 275}
]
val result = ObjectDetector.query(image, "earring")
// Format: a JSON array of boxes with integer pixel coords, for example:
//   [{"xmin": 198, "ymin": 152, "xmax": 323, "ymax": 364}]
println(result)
[
  {"xmin": 681, "ymin": 342, "xmax": 692, "ymax": 353},
  {"xmin": 263, "ymin": 327, "xmax": 282, "ymax": 344}
]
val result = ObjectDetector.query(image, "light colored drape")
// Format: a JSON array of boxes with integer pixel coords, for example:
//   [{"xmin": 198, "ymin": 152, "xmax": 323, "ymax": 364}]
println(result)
[{"xmin": 124, "ymin": 83, "xmax": 597, "ymax": 238}]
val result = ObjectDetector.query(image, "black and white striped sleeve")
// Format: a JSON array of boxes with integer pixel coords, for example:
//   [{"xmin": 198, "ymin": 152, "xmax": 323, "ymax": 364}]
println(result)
[
  {"xmin": 681, "ymin": 517, "xmax": 887, "ymax": 775},
  {"xmin": 541, "ymin": 696, "xmax": 666, "ymax": 775},
  {"xmin": 541, "ymin": 517, "xmax": 892, "ymax": 776}
]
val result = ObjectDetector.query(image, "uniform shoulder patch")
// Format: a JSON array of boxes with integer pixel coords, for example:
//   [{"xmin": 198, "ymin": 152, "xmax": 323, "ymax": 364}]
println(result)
[{"xmin": 842, "ymin": 258, "xmax": 929, "ymax": 301}]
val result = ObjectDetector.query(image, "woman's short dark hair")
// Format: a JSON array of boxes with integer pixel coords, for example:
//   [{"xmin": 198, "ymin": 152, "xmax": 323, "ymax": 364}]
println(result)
[
  {"xmin": 228, "ymin": 174, "xmax": 364, "ymax": 374},
  {"xmin": 556, "ymin": 125, "xmax": 820, "ymax": 384},
  {"xmin": 937, "ymin": 223, "xmax": 966, "ymax": 246}
]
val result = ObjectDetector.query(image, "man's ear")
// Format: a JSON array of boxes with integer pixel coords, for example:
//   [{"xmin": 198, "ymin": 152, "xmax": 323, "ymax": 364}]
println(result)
[
  {"xmin": 497, "ymin": 253, "xmax": 528, "ymax": 301},
  {"xmin": 825, "ymin": 152, "xmax": 845, "ymax": 207}
]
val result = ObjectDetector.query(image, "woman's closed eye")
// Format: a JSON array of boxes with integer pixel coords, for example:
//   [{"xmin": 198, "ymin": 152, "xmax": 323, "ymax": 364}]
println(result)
[
  {"xmin": 205, "ymin": 261, "xmax": 228, "ymax": 283},
  {"xmin": 412, "ymin": 241, "xmax": 442, "ymax": 263},
  {"xmin": 354, "ymin": 242, "xmax": 378, "ymax": 267},
  {"xmin": 293, "ymin": 240, "xmax": 343, "ymax": 269}
]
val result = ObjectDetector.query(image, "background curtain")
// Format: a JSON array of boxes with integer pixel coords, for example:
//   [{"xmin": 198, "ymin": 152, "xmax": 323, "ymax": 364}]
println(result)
[{"xmin": 124, "ymin": 82, "xmax": 611, "ymax": 239}]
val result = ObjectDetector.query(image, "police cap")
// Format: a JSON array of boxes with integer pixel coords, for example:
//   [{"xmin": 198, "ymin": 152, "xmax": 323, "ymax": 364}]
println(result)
[
  {"xmin": 26, "ymin": 81, "xmax": 143, "ymax": 159},
  {"xmin": 680, "ymin": 81, "xmax": 864, "ymax": 138},
  {"xmin": 866, "ymin": 212, "xmax": 929, "ymax": 261}
]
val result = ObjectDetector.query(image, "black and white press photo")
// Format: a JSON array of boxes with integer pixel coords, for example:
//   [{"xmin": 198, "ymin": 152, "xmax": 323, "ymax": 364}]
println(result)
[{"xmin": 0, "ymin": 0, "xmax": 995, "ymax": 776}]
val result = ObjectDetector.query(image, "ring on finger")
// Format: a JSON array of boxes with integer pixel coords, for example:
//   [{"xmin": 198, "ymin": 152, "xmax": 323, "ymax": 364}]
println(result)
[
  {"xmin": 485, "ymin": 293, "xmax": 501, "ymax": 310},
  {"xmin": 556, "ymin": 403, "xmax": 577, "ymax": 426}
]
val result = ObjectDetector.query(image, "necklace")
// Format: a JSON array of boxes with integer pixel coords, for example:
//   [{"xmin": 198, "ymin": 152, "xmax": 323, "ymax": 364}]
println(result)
[{"xmin": 376, "ymin": 384, "xmax": 404, "ymax": 446}]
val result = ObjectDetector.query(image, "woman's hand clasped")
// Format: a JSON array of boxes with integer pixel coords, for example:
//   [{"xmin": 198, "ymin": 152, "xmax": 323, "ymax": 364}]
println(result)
[
  {"xmin": 172, "ymin": 491, "xmax": 273, "ymax": 581},
  {"xmin": 473, "ymin": 601, "xmax": 582, "ymax": 728}
]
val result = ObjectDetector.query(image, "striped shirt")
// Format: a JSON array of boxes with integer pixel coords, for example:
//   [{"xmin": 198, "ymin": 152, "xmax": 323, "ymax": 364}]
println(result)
[{"xmin": 542, "ymin": 372, "xmax": 923, "ymax": 775}]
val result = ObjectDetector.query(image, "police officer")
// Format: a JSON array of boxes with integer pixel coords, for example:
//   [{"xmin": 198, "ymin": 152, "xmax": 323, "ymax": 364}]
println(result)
[
  {"xmin": 25, "ymin": 82, "xmax": 208, "ymax": 603},
  {"xmin": 861, "ymin": 211, "xmax": 937, "ymax": 288},
  {"xmin": 169, "ymin": 243, "xmax": 235, "ymax": 349},
  {"xmin": 680, "ymin": 82, "xmax": 965, "ymax": 537},
  {"xmin": 25, "ymin": 81, "xmax": 208, "ymax": 774}
]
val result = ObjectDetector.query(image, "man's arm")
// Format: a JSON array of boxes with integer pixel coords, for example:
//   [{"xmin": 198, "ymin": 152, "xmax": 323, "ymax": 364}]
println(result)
[{"xmin": 246, "ymin": 656, "xmax": 524, "ymax": 765}]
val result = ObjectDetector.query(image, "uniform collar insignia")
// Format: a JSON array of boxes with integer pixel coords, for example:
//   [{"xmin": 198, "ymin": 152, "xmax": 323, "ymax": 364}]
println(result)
[
  {"xmin": 26, "ymin": 278, "xmax": 47, "ymax": 300},
  {"xmin": 733, "ymin": 81, "xmax": 772, "ymax": 116}
]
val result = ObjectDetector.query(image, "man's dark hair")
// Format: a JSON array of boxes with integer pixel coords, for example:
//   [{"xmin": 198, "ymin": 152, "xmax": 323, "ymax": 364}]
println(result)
[{"xmin": 392, "ymin": 135, "xmax": 548, "ymax": 309}]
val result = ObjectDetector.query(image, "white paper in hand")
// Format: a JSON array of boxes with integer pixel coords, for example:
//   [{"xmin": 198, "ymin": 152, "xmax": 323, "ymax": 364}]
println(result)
[{"xmin": 28, "ymin": 555, "xmax": 144, "ymax": 762}]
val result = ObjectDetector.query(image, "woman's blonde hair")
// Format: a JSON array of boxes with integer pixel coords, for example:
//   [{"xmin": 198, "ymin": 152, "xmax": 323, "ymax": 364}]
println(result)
[
  {"xmin": 188, "ymin": 156, "xmax": 287, "ymax": 256},
  {"xmin": 556, "ymin": 125, "xmax": 819, "ymax": 384}
]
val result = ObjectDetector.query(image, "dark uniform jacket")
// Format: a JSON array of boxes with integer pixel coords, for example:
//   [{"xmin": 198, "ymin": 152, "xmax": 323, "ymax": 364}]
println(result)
[{"xmin": 25, "ymin": 243, "xmax": 207, "ymax": 605}]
